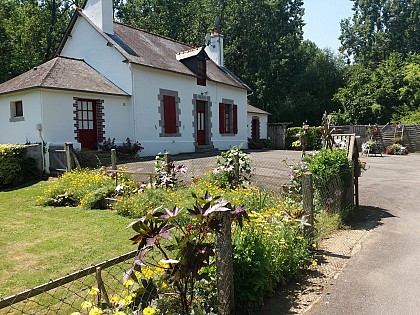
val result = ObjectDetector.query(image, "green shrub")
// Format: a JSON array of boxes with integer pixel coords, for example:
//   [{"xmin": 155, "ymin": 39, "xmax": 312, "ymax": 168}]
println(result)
[
  {"xmin": 233, "ymin": 223, "xmax": 311, "ymax": 315},
  {"xmin": 306, "ymin": 127, "xmax": 323, "ymax": 150},
  {"xmin": 211, "ymin": 147, "xmax": 251, "ymax": 188},
  {"xmin": 0, "ymin": 144, "xmax": 38, "ymax": 187},
  {"xmin": 285, "ymin": 127, "xmax": 322, "ymax": 150},
  {"xmin": 285, "ymin": 127, "xmax": 302, "ymax": 149},
  {"xmin": 100, "ymin": 137, "xmax": 144, "ymax": 156},
  {"xmin": 303, "ymin": 149, "xmax": 353, "ymax": 221},
  {"xmin": 248, "ymin": 138, "xmax": 275, "ymax": 149},
  {"xmin": 37, "ymin": 169, "xmax": 137, "ymax": 209},
  {"xmin": 114, "ymin": 177, "xmax": 312, "ymax": 314},
  {"xmin": 303, "ymin": 148, "xmax": 351, "ymax": 178}
]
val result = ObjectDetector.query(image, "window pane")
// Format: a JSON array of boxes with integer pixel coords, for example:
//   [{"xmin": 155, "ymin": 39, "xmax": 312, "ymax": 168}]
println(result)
[
  {"xmin": 83, "ymin": 111, "xmax": 88, "ymax": 121},
  {"xmin": 88, "ymin": 121, "xmax": 93, "ymax": 129},
  {"xmin": 88, "ymin": 111, "xmax": 93, "ymax": 120},
  {"xmin": 87, "ymin": 102, "xmax": 93, "ymax": 111},
  {"xmin": 15, "ymin": 101, "xmax": 23, "ymax": 117},
  {"xmin": 79, "ymin": 121, "xmax": 83, "ymax": 129},
  {"xmin": 83, "ymin": 101, "xmax": 87, "ymax": 110},
  {"xmin": 78, "ymin": 101, "xmax": 82, "ymax": 110}
]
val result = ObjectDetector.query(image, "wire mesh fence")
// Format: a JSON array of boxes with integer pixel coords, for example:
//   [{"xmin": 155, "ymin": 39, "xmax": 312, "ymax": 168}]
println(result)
[
  {"xmin": 2, "ymin": 149, "xmax": 357, "ymax": 314},
  {"xmin": 118, "ymin": 150, "xmax": 298, "ymax": 192},
  {"xmin": 312, "ymin": 170, "xmax": 354, "ymax": 218},
  {"xmin": 0, "ymin": 251, "xmax": 137, "ymax": 315}
]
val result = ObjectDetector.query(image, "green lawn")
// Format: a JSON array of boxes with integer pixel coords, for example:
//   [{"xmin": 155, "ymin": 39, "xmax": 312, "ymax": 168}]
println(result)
[{"xmin": 0, "ymin": 181, "xmax": 135, "ymax": 299}]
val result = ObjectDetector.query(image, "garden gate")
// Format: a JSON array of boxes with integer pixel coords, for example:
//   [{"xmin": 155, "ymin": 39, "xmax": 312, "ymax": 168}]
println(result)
[{"xmin": 48, "ymin": 143, "xmax": 80, "ymax": 176}]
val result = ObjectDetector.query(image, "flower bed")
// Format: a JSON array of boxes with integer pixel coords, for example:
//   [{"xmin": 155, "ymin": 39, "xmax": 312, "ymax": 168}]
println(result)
[{"xmin": 386, "ymin": 143, "xmax": 408, "ymax": 155}]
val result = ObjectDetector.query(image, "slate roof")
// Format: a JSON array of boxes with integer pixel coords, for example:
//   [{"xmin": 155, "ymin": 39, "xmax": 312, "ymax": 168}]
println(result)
[
  {"xmin": 0, "ymin": 56, "xmax": 128, "ymax": 96},
  {"xmin": 247, "ymin": 105, "xmax": 270, "ymax": 115},
  {"xmin": 57, "ymin": 10, "xmax": 250, "ymax": 91},
  {"xmin": 111, "ymin": 22, "xmax": 250, "ymax": 90}
]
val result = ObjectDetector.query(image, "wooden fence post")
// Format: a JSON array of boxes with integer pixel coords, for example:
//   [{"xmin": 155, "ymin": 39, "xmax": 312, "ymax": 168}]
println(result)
[
  {"xmin": 233, "ymin": 154, "xmax": 240, "ymax": 184},
  {"xmin": 302, "ymin": 173, "xmax": 314, "ymax": 237},
  {"xmin": 95, "ymin": 267, "xmax": 110, "ymax": 307},
  {"xmin": 111, "ymin": 149, "xmax": 117, "ymax": 170},
  {"xmin": 350, "ymin": 161, "xmax": 355, "ymax": 212},
  {"xmin": 64, "ymin": 142, "xmax": 73, "ymax": 172},
  {"xmin": 215, "ymin": 212, "xmax": 234, "ymax": 315},
  {"xmin": 354, "ymin": 162, "xmax": 359, "ymax": 210}
]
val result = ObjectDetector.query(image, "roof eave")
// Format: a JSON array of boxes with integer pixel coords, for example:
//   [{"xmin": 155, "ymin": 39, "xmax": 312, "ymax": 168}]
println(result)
[{"xmin": 0, "ymin": 86, "xmax": 130, "ymax": 97}]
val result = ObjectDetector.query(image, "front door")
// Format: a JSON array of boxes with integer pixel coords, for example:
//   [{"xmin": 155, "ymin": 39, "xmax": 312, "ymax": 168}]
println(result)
[
  {"xmin": 77, "ymin": 99, "xmax": 97, "ymax": 150},
  {"xmin": 251, "ymin": 117, "xmax": 260, "ymax": 140},
  {"xmin": 196, "ymin": 101, "xmax": 207, "ymax": 145}
]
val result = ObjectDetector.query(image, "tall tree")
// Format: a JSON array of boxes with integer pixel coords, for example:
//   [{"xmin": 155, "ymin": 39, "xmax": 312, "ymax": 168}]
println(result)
[
  {"xmin": 333, "ymin": 53, "xmax": 406, "ymax": 124},
  {"xmin": 340, "ymin": 0, "xmax": 420, "ymax": 67},
  {"xmin": 116, "ymin": 0, "xmax": 306, "ymax": 124},
  {"xmin": 282, "ymin": 41, "xmax": 346, "ymax": 125},
  {"xmin": 0, "ymin": 0, "xmax": 77, "ymax": 83}
]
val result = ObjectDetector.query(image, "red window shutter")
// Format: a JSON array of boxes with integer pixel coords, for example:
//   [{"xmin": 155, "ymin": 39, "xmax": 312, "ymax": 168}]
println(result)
[
  {"xmin": 164, "ymin": 95, "xmax": 177, "ymax": 134},
  {"xmin": 233, "ymin": 104, "xmax": 238, "ymax": 134},
  {"xmin": 219, "ymin": 103, "xmax": 225, "ymax": 134}
]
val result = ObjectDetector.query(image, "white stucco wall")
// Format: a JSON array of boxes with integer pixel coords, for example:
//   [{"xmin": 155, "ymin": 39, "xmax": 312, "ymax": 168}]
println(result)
[
  {"xmin": 60, "ymin": 17, "xmax": 132, "ymax": 94},
  {"xmin": 41, "ymin": 90, "xmax": 132, "ymax": 146},
  {"xmin": 247, "ymin": 113, "xmax": 268, "ymax": 139},
  {"xmin": 0, "ymin": 92, "xmax": 42, "ymax": 144},
  {"xmin": 211, "ymin": 83, "xmax": 248, "ymax": 150},
  {"xmin": 132, "ymin": 65, "xmax": 248, "ymax": 157}
]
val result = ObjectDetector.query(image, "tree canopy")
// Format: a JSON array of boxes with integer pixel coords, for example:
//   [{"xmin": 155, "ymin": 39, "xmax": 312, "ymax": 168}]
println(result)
[
  {"xmin": 3, "ymin": 0, "xmax": 418, "ymax": 127},
  {"xmin": 340, "ymin": 0, "xmax": 420, "ymax": 67},
  {"xmin": 0, "ymin": 0, "xmax": 79, "ymax": 83}
]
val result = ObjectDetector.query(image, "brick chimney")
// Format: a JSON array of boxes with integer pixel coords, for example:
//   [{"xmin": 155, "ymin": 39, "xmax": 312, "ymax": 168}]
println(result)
[
  {"xmin": 83, "ymin": 0, "xmax": 114, "ymax": 35},
  {"xmin": 205, "ymin": 31, "xmax": 224, "ymax": 67}
]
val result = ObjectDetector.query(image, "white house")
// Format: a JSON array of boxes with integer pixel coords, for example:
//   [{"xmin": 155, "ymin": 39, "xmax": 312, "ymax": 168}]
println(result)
[
  {"xmin": 247, "ymin": 105, "xmax": 270, "ymax": 140},
  {"xmin": 0, "ymin": 0, "xmax": 250, "ymax": 168}
]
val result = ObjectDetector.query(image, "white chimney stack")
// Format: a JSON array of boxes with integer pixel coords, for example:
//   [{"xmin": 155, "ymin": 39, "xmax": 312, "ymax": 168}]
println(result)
[
  {"xmin": 205, "ymin": 31, "xmax": 224, "ymax": 67},
  {"xmin": 83, "ymin": 0, "xmax": 114, "ymax": 35}
]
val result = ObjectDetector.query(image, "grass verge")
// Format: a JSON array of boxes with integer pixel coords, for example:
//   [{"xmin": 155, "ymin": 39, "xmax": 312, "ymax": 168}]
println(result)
[{"xmin": 0, "ymin": 181, "xmax": 134, "ymax": 299}]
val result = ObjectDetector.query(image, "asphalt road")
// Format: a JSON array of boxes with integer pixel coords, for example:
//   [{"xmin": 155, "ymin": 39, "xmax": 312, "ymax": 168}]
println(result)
[{"xmin": 307, "ymin": 153, "xmax": 420, "ymax": 315}]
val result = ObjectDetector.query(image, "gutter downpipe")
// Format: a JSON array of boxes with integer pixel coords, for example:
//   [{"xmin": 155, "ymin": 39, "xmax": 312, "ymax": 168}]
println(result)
[{"xmin": 129, "ymin": 63, "xmax": 137, "ymax": 141}]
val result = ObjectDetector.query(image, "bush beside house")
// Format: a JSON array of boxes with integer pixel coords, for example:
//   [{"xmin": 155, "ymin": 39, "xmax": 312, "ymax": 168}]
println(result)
[
  {"xmin": 285, "ymin": 127, "xmax": 322, "ymax": 150},
  {"xmin": 0, "ymin": 144, "xmax": 39, "ymax": 187}
]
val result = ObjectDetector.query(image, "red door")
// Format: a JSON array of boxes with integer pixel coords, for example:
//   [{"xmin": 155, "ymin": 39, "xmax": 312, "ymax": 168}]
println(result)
[
  {"xmin": 251, "ymin": 117, "xmax": 260, "ymax": 140},
  {"xmin": 196, "ymin": 101, "xmax": 206, "ymax": 145},
  {"xmin": 77, "ymin": 99, "xmax": 98, "ymax": 150}
]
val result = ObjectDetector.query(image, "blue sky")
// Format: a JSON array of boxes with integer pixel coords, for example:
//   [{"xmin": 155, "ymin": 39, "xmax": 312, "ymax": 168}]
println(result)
[{"xmin": 302, "ymin": 0, "xmax": 354, "ymax": 52}]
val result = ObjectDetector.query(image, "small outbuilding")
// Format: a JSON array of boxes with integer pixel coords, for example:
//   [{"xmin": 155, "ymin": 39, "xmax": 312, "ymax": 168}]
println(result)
[{"xmin": 247, "ymin": 104, "xmax": 270, "ymax": 140}]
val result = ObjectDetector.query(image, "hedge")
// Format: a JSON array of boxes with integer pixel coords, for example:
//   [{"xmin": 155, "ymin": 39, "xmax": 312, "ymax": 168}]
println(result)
[
  {"xmin": 0, "ymin": 144, "xmax": 38, "ymax": 187},
  {"xmin": 285, "ymin": 126, "xmax": 322, "ymax": 150}
]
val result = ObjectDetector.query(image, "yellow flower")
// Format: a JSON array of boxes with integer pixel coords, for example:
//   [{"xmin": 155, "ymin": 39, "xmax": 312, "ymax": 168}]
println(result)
[
  {"xmin": 142, "ymin": 266, "xmax": 154, "ymax": 279},
  {"xmin": 110, "ymin": 295, "xmax": 122, "ymax": 304},
  {"xmin": 143, "ymin": 306, "xmax": 158, "ymax": 315},
  {"xmin": 124, "ymin": 279, "xmax": 134, "ymax": 288},
  {"xmin": 81, "ymin": 301, "xmax": 93, "ymax": 309},
  {"xmin": 161, "ymin": 282, "xmax": 168, "ymax": 289},
  {"xmin": 89, "ymin": 306, "xmax": 103, "ymax": 315},
  {"xmin": 122, "ymin": 295, "xmax": 133, "ymax": 306},
  {"xmin": 114, "ymin": 312, "xmax": 126, "ymax": 315},
  {"xmin": 312, "ymin": 243, "xmax": 317, "ymax": 249},
  {"xmin": 89, "ymin": 287, "xmax": 100, "ymax": 295},
  {"xmin": 312, "ymin": 260, "xmax": 317, "ymax": 266}
]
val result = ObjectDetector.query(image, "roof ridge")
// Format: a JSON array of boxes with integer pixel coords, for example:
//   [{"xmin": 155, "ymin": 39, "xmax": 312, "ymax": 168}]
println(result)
[
  {"xmin": 39, "ymin": 57, "xmax": 60, "ymax": 87},
  {"xmin": 113, "ymin": 21, "xmax": 193, "ymax": 48},
  {"xmin": 57, "ymin": 55, "xmax": 84, "ymax": 62}
]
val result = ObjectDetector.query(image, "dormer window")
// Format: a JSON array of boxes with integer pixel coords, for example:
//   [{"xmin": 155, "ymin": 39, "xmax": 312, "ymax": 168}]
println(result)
[
  {"xmin": 197, "ymin": 58, "xmax": 206, "ymax": 86},
  {"xmin": 176, "ymin": 48, "xmax": 208, "ymax": 86}
]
